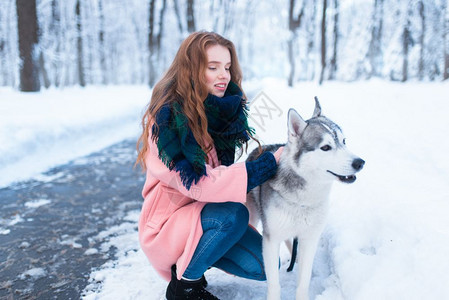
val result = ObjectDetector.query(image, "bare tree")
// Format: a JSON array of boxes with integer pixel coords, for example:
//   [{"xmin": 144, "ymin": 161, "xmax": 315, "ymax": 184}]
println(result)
[
  {"xmin": 328, "ymin": 0, "xmax": 339, "ymax": 80},
  {"xmin": 149, "ymin": 0, "xmax": 157, "ymax": 87},
  {"xmin": 209, "ymin": 0, "xmax": 236, "ymax": 35},
  {"xmin": 319, "ymin": 0, "xmax": 327, "ymax": 85},
  {"xmin": 444, "ymin": 0, "xmax": 449, "ymax": 80},
  {"xmin": 173, "ymin": 0, "xmax": 184, "ymax": 35},
  {"xmin": 402, "ymin": 2, "xmax": 412, "ymax": 82},
  {"xmin": 38, "ymin": 49, "xmax": 50, "ymax": 88},
  {"xmin": 304, "ymin": 0, "xmax": 317, "ymax": 80},
  {"xmin": 0, "ymin": 2, "xmax": 17, "ymax": 86},
  {"xmin": 187, "ymin": 0, "xmax": 195, "ymax": 33},
  {"xmin": 98, "ymin": 0, "xmax": 107, "ymax": 84},
  {"xmin": 16, "ymin": 0, "xmax": 40, "ymax": 91},
  {"xmin": 418, "ymin": 0, "xmax": 425, "ymax": 80},
  {"xmin": 148, "ymin": 0, "xmax": 167, "ymax": 87},
  {"xmin": 287, "ymin": 0, "xmax": 305, "ymax": 86},
  {"xmin": 156, "ymin": 0, "xmax": 167, "ymax": 57},
  {"xmin": 75, "ymin": 0, "xmax": 85, "ymax": 87},
  {"xmin": 0, "ymin": 6, "xmax": 6, "ymax": 86},
  {"xmin": 367, "ymin": 0, "xmax": 384, "ymax": 78},
  {"xmin": 49, "ymin": 0, "xmax": 62, "ymax": 87}
]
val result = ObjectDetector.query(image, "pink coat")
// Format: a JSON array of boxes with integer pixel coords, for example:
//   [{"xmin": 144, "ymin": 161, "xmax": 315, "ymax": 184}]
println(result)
[{"xmin": 138, "ymin": 134, "xmax": 248, "ymax": 281}]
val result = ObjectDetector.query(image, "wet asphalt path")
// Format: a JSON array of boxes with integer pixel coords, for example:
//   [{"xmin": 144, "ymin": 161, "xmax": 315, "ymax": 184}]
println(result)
[{"xmin": 0, "ymin": 139, "xmax": 145, "ymax": 299}]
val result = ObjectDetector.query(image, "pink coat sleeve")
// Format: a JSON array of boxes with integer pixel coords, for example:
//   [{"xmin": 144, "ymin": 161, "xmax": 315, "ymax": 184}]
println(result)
[{"xmin": 145, "ymin": 138, "xmax": 248, "ymax": 204}]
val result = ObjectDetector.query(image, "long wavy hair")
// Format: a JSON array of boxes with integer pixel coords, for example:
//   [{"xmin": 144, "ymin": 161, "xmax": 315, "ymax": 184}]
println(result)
[{"xmin": 136, "ymin": 31, "xmax": 252, "ymax": 170}]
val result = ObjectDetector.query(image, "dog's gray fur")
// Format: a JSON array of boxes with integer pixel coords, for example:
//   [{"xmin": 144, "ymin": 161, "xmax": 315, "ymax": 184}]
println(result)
[{"xmin": 247, "ymin": 98, "xmax": 364, "ymax": 300}]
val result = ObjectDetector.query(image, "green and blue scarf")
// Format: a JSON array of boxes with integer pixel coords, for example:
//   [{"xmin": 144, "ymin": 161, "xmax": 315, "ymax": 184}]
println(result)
[{"xmin": 152, "ymin": 82, "xmax": 254, "ymax": 190}]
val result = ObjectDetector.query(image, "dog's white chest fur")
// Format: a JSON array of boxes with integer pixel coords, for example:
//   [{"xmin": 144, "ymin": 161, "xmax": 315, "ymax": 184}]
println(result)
[{"xmin": 263, "ymin": 188, "xmax": 331, "ymax": 241}]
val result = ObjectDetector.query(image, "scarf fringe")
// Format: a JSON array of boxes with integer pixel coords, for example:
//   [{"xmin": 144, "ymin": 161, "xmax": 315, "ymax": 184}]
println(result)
[
  {"xmin": 156, "ymin": 146, "xmax": 207, "ymax": 190},
  {"xmin": 173, "ymin": 159, "xmax": 207, "ymax": 190}
]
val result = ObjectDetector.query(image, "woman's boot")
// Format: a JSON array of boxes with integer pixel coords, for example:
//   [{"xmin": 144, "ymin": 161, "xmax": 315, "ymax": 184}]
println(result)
[{"xmin": 165, "ymin": 265, "xmax": 218, "ymax": 300}]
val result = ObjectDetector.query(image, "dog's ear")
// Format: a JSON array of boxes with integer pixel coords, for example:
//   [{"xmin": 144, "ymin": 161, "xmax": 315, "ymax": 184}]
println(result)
[
  {"xmin": 288, "ymin": 108, "xmax": 307, "ymax": 139},
  {"xmin": 312, "ymin": 96, "xmax": 322, "ymax": 118}
]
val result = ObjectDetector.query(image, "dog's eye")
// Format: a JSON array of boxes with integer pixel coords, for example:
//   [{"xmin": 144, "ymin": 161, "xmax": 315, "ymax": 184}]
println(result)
[
  {"xmin": 343, "ymin": 138, "xmax": 346, "ymax": 145},
  {"xmin": 320, "ymin": 145, "xmax": 332, "ymax": 151}
]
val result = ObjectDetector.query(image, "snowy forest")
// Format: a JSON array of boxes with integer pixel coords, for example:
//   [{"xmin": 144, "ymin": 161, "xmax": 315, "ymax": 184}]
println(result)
[{"xmin": 2, "ymin": 0, "xmax": 449, "ymax": 91}]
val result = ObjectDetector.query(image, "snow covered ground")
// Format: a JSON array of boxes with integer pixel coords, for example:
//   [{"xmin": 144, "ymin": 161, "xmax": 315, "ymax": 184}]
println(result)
[
  {"xmin": 0, "ymin": 85, "xmax": 150, "ymax": 188},
  {"xmin": 2, "ymin": 79, "xmax": 449, "ymax": 299}
]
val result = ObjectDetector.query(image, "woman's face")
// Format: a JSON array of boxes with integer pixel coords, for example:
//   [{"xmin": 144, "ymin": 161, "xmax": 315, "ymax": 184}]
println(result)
[{"xmin": 205, "ymin": 45, "xmax": 231, "ymax": 98}]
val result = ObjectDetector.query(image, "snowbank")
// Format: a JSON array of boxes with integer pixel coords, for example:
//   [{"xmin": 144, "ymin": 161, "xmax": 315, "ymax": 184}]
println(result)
[{"xmin": 0, "ymin": 85, "xmax": 150, "ymax": 187}]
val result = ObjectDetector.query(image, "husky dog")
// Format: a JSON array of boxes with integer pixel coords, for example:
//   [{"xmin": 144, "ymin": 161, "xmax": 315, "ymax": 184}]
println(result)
[{"xmin": 247, "ymin": 97, "xmax": 365, "ymax": 300}]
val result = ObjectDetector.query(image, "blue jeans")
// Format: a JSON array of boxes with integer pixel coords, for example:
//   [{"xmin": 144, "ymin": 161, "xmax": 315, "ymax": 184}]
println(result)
[{"xmin": 182, "ymin": 202, "xmax": 266, "ymax": 281}]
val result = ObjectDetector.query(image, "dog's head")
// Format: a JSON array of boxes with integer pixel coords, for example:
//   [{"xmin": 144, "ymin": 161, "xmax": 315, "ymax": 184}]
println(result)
[{"xmin": 286, "ymin": 97, "xmax": 365, "ymax": 184}]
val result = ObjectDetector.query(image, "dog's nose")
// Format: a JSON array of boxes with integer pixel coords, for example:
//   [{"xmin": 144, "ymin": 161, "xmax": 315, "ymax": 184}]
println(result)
[{"xmin": 352, "ymin": 158, "xmax": 365, "ymax": 171}]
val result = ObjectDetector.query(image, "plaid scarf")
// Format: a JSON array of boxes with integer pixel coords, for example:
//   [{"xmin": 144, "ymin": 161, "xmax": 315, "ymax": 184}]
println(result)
[{"xmin": 152, "ymin": 82, "xmax": 254, "ymax": 190}]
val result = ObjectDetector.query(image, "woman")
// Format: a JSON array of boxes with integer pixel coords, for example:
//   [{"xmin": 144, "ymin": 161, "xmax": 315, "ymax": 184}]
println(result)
[{"xmin": 136, "ymin": 31, "xmax": 282, "ymax": 300}]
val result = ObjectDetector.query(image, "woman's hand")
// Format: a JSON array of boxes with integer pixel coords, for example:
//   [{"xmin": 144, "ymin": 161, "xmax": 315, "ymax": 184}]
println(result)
[{"xmin": 273, "ymin": 146, "xmax": 284, "ymax": 164}]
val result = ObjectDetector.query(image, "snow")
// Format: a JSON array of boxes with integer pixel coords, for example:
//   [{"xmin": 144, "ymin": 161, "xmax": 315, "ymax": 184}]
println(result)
[
  {"xmin": 7, "ymin": 214, "xmax": 24, "ymax": 226},
  {"xmin": 24, "ymin": 199, "xmax": 52, "ymax": 208},
  {"xmin": 59, "ymin": 234, "xmax": 83, "ymax": 249},
  {"xmin": 84, "ymin": 248, "xmax": 100, "ymax": 256},
  {"xmin": 19, "ymin": 268, "xmax": 47, "ymax": 280},
  {"xmin": 0, "ymin": 85, "xmax": 150, "ymax": 188},
  {"xmin": 0, "ymin": 228, "xmax": 10, "ymax": 235},
  {"xmin": 0, "ymin": 214, "xmax": 26, "ymax": 234},
  {"xmin": 2, "ymin": 80, "xmax": 449, "ymax": 299}
]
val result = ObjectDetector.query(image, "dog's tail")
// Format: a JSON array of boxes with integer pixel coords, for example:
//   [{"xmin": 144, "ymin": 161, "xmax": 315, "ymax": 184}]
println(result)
[{"xmin": 286, "ymin": 238, "xmax": 298, "ymax": 272}]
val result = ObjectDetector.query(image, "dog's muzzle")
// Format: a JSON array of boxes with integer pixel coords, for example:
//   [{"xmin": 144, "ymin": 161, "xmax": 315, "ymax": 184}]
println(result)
[{"xmin": 327, "ymin": 158, "xmax": 365, "ymax": 184}]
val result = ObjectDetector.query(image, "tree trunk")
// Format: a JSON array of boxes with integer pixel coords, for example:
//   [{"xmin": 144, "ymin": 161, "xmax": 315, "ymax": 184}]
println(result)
[
  {"xmin": 16, "ymin": 0, "xmax": 40, "ymax": 92},
  {"xmin": 50, "ymin": 0, "xmax": 61, "ymax": 87},
  {"xmin": 319, "ymin": 0, "xmax": 327, "ymax": 85},
  {"xmin": 368, "ymin": 0, "xmax": 384, "ymax": 78},
  {"xmin": 287, "ymin": 38, "xmax": 296, "ymax": 87},
  {"xmin": 402, "ymin": 4, "xmax": 411, "ymax": 82},
  {"xmin": 187, "ymin": 0, "xmax": 195, "ymax": 33},
  {"xmin": 39, "ymin": 52, "xmax": 50, "ymax": 88},
  {"xmin": 172, "ymin": 0, "xmax": 184, "ymax": 35},
  {"xmin": 305, "ymin": 0, "xmax": 317, "ymax": 80},
  {"xmin": 402, "ymin": 27, "xmax": 409, "ymax": 82},
  {"xmin": 156, "ymin": 0, "xmax": 167, "ymax": 56},
  {"xmin": 148, "ymin": 0, "xmax": 167, "ymax": 87},
  {"xmin": 287, "ymin": 0, "xmax": 305, "ymax": 87},
  {"xmin": 418, "ymin": 1, "xmax": 425, "ymax": 80},
  {"xmin": 75, "ymin": 0, "xmax": 85, "ymax": 87},
  {"xmin": 0, "ymin": 11, "xmax": 5, "ymax": 86},
  {"xmin": 287, "ymin": 0, "xmax": 296, "ymax": 87},
  {"xmin": 222, "ymin": 0, "xmax": 235, "ymax": 35},
  {"xmin": 8, "ymin": 0, "xmax": 18, "ymax": 87},
  {"xmin": 148, "ymin": 0, "xmax": 157, "ymax": 87},
  {"xmin": 328, "ymin": 0, "xmax": 339, "ymax": 80},
  {"xmin": 98, "ymin": 0, "xmax": 107, "ymax": 84},
  {"xmin": 444, "ymin": 1, "xmax": 449, "ymax": 80}
]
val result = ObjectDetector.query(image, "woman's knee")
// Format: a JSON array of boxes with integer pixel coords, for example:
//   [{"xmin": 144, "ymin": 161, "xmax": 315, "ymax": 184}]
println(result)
[
  {"xmin": 222, "ymin": 202, "xmax": 249, "ymax": 230},
  {"xmin": 201, "ymin": 202, "xmax": 249, "ymax": 235},
  {"xmin": 237, "ymin": 263, "xmax": 266, "ymax": 281}
]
